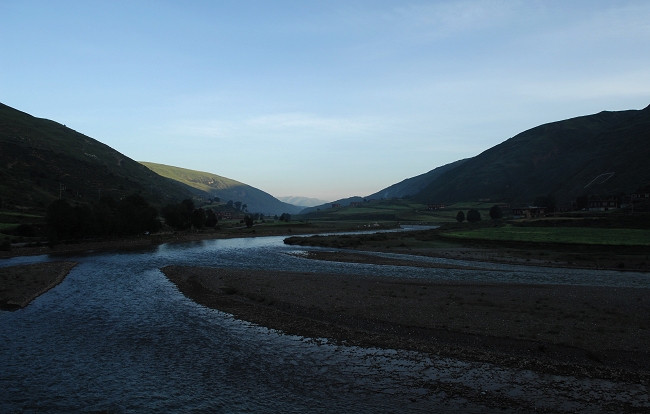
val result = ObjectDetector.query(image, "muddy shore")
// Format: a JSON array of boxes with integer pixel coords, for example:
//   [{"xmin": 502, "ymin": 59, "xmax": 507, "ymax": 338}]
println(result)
[
  {"xmin": 162, "ymin": 265, "xmax": 650, "ymax": 385},
  {"xmin": 0, "ymin": 262, "xmax": 77, "ymax": 310}
]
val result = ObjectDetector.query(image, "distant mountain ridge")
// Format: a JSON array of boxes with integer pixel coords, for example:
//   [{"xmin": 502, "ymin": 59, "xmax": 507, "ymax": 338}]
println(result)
[
  {"xmin": 415, "ymin": 104, "xmax": 650, "ymax": 204},
  {"xmin": 141, "ymin": 162, "xmax": 302, "ymax": 215},
  {"xmin": 298, "ymin": 160, "xmax": 468, "ymax": 214},
  {"xmin": 278, "ymin": 196, "xmax": 330, "ymax": 207}
]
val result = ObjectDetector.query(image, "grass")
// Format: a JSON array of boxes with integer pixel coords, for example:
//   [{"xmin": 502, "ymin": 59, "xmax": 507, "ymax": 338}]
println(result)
[
  {"xmin": 0, "ymin": 223, "xmax": 20, "ymax": 231},
  {"xmin": 298, "ymin": 199, "xmax": 495, "ymax": 223},
  {"xmin": 443, "ymin": 224, "xmax": 650, "ymax": 246},
  {"xmin": 0, "ymin": 212, "xmax": 44, "ymax": 218}
]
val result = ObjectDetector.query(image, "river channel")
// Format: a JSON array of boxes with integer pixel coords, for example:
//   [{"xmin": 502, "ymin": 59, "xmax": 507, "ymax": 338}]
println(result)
[{"xmin": 1, "ymin": 230, "xmax": 649, "ymax": 413}]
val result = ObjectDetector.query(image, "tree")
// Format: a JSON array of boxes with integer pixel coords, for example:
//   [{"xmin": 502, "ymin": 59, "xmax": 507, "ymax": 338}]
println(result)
[
  {"xmin": 116, "ymin": 194, "xmax": 161, "ymax": 235},
  {"xmin": 467, "ymin": 209, "xmax": 481, "ymax": 222},
  {"xmin": 191, "ymin": 208, "xmax": 206, "ymax": 229},
  {"xmin": 47, "ymin": 199, "xmax": 79, "ymax": 240},
  {"xmin": 489, "ymin": 205, "xmax": 503, "ymax": 219},
  {"xmin": 205, "ymin": 209, "xmax": 218, "ymax": 227},
  {"xmin": 242, "ymin": 203, "xmax": 248, "ymax": 212},
  {"xmin": 279, "ymin": 213, "xmax": 291, "ymax": 222},
  {"xmin": 162, "ymin": 199, "xmax": 195, "ymax": 230},
  {"xmin": 234, "ymin": 201, "xmax": 242, "ymax": 211},
  {"xmin": 456, "ymin": 211, "xmax": 465, "ymax": 222},
  {"xmin": 244, "ymin": 215, "xmax": 254, "ymax": 228}
]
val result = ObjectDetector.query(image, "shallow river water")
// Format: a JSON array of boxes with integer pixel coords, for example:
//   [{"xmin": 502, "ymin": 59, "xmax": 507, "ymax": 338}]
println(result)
[{"xmin": 1, "ymin": 231, "xmax": 649, "ymax": 413}]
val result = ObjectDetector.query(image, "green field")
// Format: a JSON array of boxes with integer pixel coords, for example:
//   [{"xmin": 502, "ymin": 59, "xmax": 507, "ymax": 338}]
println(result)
[
  {"xmin": 444, "ymin": 224, "xmax": 650, "ymax": 246},
  {"xmin": 298, "ymin": 199, "xmax": 498, "ymax": 223},
  {"xmin": 0, "ymin": 223, "xmax": 20, "ymax": 231}
]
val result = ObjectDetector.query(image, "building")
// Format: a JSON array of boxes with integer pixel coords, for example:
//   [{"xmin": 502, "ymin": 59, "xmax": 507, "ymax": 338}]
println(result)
[
  {"xmin": 349, "ymin": 202, "xmax": 361, "ymax": 207},
  {"xmin": 512, "ymin": 207, "xmax": 546, "ymax": 219},
  {"xmin": 427, "ymin": 203, "xmax": 445, "ymax": 210},
  {"xmin": 588, "ymin": 198, "xmax": 618, "ymax": 211},
  {"xmin": 331, "ymin": 203, "xmax": 341, "ymax": 208}
]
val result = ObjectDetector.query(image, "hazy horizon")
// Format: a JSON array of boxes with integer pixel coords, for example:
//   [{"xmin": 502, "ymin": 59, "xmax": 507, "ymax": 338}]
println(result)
[{"xmin": 2, "ymin": 1, "xmax": 649, "ymax": 200}]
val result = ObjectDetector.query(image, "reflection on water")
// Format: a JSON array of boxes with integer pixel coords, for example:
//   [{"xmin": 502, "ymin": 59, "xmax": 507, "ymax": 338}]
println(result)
[{"xmin": 1, "ymin": 233, "xmax": 649, "ymax": 412}]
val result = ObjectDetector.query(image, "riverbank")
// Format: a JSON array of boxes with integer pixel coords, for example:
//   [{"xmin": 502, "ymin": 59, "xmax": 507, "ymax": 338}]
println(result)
[
  {"xmin": 0, "ymin": 262, "xmax": 77, "ymax": 310},
  {"xmin": 0, "ymin": 222, "xmax": 396, "ymax": 259},
  {"xmin": 162, "ymin": 266, "xmax": 650, "ymax": 385},
  {"xmin": 285, "ymin": 229, "xmax": 650, "ymax": 272}
]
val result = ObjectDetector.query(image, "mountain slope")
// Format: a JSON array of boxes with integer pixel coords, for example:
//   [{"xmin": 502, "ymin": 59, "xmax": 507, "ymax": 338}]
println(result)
[
  {"xmin": 140, "ymin": 162, "xmax": 302, "ymax": 215},
  {"xmin": 299, "ymin": 196, "xmax": 365, "ymax": 214},
  {"xmin": 366, "ymin": 159, "xmax": 468, "ymax": 200},
  {"xmin": 416, "ymin": 105, "xmax": 650, "ymax": 204},
  {"xmin": 0, "ymin": 103, "xmax": 192, "ymax": 210},
  {"xmin": 298, "ymin": 160, "xmax": 467, "ymax": 215}
]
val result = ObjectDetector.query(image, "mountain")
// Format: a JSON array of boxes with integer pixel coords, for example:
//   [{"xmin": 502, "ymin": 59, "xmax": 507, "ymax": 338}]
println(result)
[
  {"xmin": 298, "ymin": 196, "xmax": 365, "ymax": 215},
  {"xmin": 277, "ymin": 196, "xmax": 330, "ymax": 207},
  {"xmin": 298, "ymin": 160, "xmax": 468, "ymax": 214},
  {"xmin": 365, "ymin": 159, "xmax": 468, "ymax": 200},
  {"xmin": 140, "ymin": 162, "xmax": 302, "ymax": 215},
  {"xmin": 416, "ymin": 104, "xmax": 650, "ymax": 204},
  {"xmin": 0, "ymin": 103, "xmax": 192, "ymax": 211}
]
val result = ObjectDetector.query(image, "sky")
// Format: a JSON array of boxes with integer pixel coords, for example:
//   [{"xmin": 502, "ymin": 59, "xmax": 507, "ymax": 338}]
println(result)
[{"xmin": 2, "ymin": 1, "xmax": 650, "ymax": 201}]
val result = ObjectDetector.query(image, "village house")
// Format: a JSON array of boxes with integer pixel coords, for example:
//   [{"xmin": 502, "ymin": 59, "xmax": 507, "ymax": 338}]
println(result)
[
  {"xmin": 588, "ymin": 198, "xmax": 618, "ymax": 211},
  {"xmin": 512, "ymin": 207, "xmax": 546, "ymax": 219},
  {"xmin": 331, "ymin": 203, "xmax": 341, "ymax": 208},
  {"xmin": 427, "ymin": 203, "xmax": 445, "ymax": 210},
  {"xmin": 349, "ymin": 202, "xmax": 361, "ymax": 207}
]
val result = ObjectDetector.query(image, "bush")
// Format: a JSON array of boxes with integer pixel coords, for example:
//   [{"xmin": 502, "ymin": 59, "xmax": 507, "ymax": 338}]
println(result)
[
  {"xmin": 467, "ymin": 209, "xmax": 481, "ymax": 223},
  {"xmin": 456, "ymin": 211, "xmax": 465, "ymax": 222},
  {"xmin": 0, "ymin": 240, "xmax": 11, "ymax": 251}
]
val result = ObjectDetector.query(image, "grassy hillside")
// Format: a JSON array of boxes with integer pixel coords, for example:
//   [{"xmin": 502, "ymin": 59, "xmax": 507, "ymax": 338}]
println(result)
[
  {"xmin": 0, "ymin": 103, "xmax": 192, "ymax": 212},
  {"xmin": 140, "ymin": 162, "xmax": 302, "ymax": 215},
  {"xmin": 416, "ymin": 104, "xmax": 650, "ymax": 204}
]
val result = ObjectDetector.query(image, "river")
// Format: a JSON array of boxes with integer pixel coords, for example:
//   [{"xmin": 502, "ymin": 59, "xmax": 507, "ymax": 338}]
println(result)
[{"xmin": 1, "ymin": 231, "xmax": 649, "ymax": 412}]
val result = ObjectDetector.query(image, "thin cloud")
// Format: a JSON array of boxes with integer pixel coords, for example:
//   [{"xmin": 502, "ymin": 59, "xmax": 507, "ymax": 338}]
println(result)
[
  {"xmin": 392, "ymin": 0, "xmax": 521, "ymax": 36},
  {"xmin": 246, "ymin": 113, "xmax": 386, "ymax": 136}
]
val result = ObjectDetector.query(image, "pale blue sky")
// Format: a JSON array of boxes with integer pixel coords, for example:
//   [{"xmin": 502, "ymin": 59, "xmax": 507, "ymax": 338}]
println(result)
[{"xmin": 2, "ymin": 1, "xmax": 650, "ymax": 201}]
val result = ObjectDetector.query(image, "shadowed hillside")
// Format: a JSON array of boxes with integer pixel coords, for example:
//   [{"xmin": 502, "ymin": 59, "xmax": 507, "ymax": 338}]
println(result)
[
  {"xmin": 416, "ymin": 104, "xmax": 650, "ymax": 204},
  {"xmin": 366, "ymin": 159, "xmax": 467, "ymax": 200},
  {"xmin": 299, "ymin": 160, "xmax": 467, "ymax": 215},
  {"xmin": 140, "ymin": 162, "xmax": 302, "ymax": 215},
  {"xmin": 0, "ymin": 103, "xmax": 192, "ymax": 211}
]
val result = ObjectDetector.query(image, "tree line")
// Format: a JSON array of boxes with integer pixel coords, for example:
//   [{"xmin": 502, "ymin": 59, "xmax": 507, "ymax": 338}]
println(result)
[{"xmin": 47, "ymin": 194, "xmax": 161, "ymax": 240}]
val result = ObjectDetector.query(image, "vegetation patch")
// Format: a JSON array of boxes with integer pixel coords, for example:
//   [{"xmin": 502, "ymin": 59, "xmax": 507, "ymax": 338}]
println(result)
[{"xmin": 443, "ymin": 224, "xmax": 650, "ymax": 246}]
